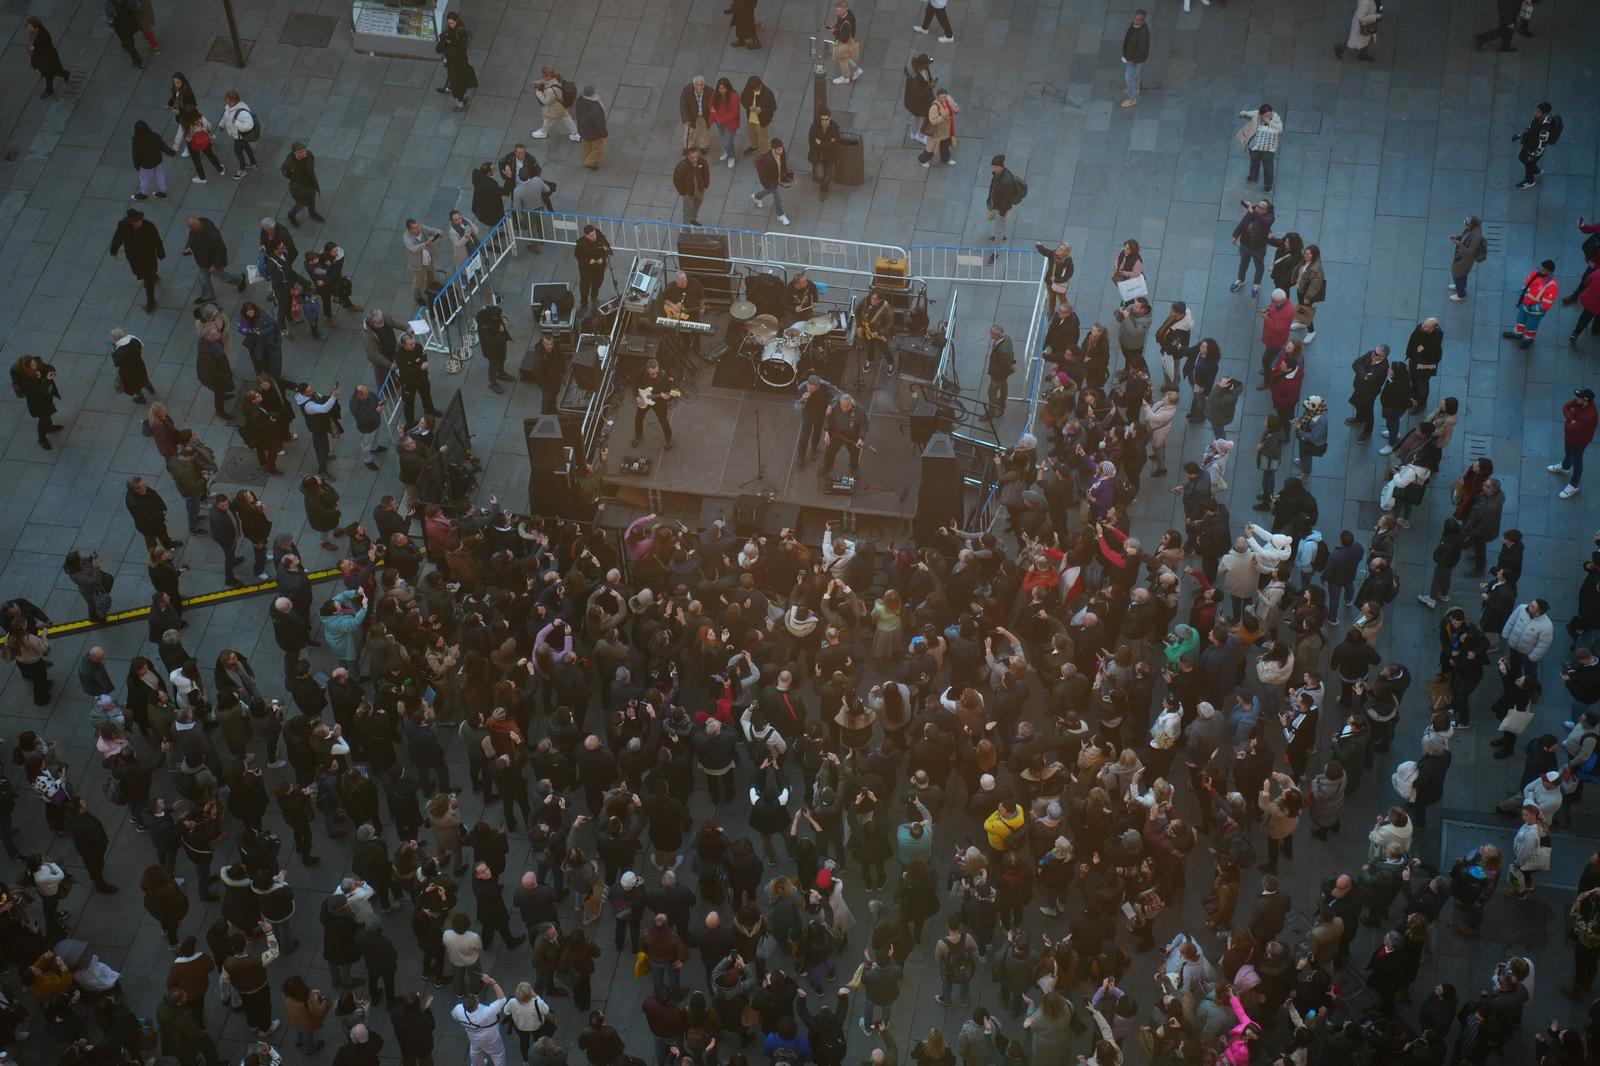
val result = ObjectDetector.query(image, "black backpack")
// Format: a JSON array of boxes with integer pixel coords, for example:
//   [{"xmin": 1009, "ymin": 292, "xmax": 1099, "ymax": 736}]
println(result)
[
  {"xmin": 1547, "ymin": 114, "xmax": 1564, "ymax": 145},
  {"xmin": 943, "ymin": 936, "xmax": 976, "ymax": 981},
  {"xmin": 811, "ymin": 1021, "xmax": 847, "ymax": 1066},
  {"xmin": 1012, "ymin": 175, "xmax": 1029, "ymax": 202},
  {"xmin": 1312, "ymin": 538, "xmax": 1331, "ymax": 570},
  {"xmin": 561, "ymin": 78, "xmax": 578, "ymax": 109}
]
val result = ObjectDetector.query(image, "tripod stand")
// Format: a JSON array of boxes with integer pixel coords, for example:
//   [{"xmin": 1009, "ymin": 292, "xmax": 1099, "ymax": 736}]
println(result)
[{"xmin": 740, "ymin": 405, "xmax": 779, "ymax": 498}]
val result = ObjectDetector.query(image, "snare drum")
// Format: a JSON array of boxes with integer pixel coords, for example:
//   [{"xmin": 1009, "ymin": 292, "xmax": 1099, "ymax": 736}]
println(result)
[{"xmin": 757, "ymin": 337, "xmax": 801, "ymax": 388}]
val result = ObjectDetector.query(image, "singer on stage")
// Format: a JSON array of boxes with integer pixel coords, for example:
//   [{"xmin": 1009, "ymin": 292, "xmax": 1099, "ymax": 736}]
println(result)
[
  {"xmin": 632, "ymin": 358, "xmax": 679, "ymax": 449},
  {"xmin": 820, "ymin": 393, "xmax": 868, "ymax": 477}
]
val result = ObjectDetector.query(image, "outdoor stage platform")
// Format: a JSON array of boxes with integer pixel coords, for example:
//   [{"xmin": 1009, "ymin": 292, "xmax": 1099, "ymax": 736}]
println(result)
[{"xmin": 602, "ymin": 376, "xmax": 922, "ymax": 527}]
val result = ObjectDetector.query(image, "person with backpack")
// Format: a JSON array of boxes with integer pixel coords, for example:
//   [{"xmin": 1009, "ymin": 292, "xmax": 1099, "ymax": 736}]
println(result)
[
  {"xmin": 1449, "ymin": 845, "xmax": 1503, "ymax": 937},
  {"xmin": 532, "ymin": 67, "xmax": 581, "ymax": 141},
  {"xmin": 1448, "ymin": 215, "xmax": 1489, "ymax": 302},
  {"xmin": 934, "ymin": 917, "xmax": 980, "ymax": 1009},
  {"xmin": 219, "ymin": 90, "xmax": 260, "ymax": 178},
  {"xmin": 1511, "ymin": 101, "xmax": 1560, "ymax": 189},
  {"xmin": 796, "ymin": 987, "xmax": 851, "ymax": 1066}
]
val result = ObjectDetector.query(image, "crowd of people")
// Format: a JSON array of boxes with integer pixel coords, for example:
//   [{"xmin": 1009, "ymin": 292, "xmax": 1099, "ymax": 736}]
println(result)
[{"xmin": 8, "ymin": 5, "xmax": 1600, "ymax": 1066}]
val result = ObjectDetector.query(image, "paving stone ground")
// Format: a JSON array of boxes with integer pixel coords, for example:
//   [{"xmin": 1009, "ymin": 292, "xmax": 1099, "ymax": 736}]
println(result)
[{"xmin": 1, "ymin": 0, "xmax": 1598, "ymax": 1062}]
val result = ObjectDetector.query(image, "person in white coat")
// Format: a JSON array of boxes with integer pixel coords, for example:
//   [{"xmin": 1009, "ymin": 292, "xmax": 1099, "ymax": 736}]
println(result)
[
  {"xmin": 1243, "ymin": 523, "xmax": 1293, "ymax": 569},
  {"xmin": 1141, "ymin": 388, "xmax": 1181, "ymax": 476},
  {"xmin": 1501, "ymin": 599, "xmax": 1555, "ymax": 682},
  {"xmin": 1366, "ymin": 806, "xmax": 1413, "ymax": 862},
  {"xmin": 453, "ymin": 975, "xmax": 511, "ymax": 1066},
  {"xmin": 218, "ymin": 90, "xmax": 260, "ymax": 178},
  {"xmin": 1333, "ymin": 0, "xmax": 1382, "ymax": 62},
  {"xmin": 1506, "ymin": 804, "xmax": 1550, "ymax": 899},
  {"xmin": 1216, "ymin": 537, "xmax": 1262, "ymax": 621}
]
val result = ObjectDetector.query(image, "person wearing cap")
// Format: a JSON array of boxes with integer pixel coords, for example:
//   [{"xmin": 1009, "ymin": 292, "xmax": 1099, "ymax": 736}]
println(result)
[
  {"xmin": 1120, "ymin": 9, "xmax": 1150, "ymax": 108},
  {"xmin": 986, "ymin": 155, "xmax": 1026, "ymax": 245},
  {"xmin": 1449, "ymin": 215, "xmax": 1489, "ymax": 302},
  {"xmin": 1547, "ymin": 389, "xmax": 1597, "ymax": 498},
  {"xmin": 279, "ymin": 142, "xmax": 323, "ymax": 225},
  {"xmin": 1503, "ymin": 259, "xmax": 1560, "ymax": 348},
  {"xmin": 1235, "ymin": 103, "xmax": 1283, "ymax": 194},
  {"xmin": 108, "ymin": 207, "xmax": 167, "ymax": 313}
]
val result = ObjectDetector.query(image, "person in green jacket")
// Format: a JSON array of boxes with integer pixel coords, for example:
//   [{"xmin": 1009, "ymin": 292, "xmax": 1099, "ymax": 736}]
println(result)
[{"xmin": 320, "ymin": 588, "xmax": 367, "ymax": 676}]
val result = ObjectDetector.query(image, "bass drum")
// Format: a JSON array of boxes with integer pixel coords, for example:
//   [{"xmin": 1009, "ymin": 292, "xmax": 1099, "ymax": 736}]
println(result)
[{"xmin": 757, "ymin": 338, "xmax": 801, "ymax": 388}]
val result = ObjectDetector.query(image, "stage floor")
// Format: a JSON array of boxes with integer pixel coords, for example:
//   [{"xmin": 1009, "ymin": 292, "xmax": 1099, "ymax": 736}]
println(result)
[{"xmin": 603, "ymin": 366, "xmax": 922, "ymax": 521}]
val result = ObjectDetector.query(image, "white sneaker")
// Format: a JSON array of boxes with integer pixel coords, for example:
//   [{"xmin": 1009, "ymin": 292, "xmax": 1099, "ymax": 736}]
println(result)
[
  {"xmin": 1549, "ymin": 463, "xmax": 1569, "ymax": 473},
  {"xmin": 718, "ymin": 151, "xmax": 728, "ymax": 161},
  {"xmin": 778, "ymin": 214, "xmax": 791, "ymax": 226},
  {"xmin": 569, "ymin": 133, "xmax": 582, "ymax": 141},
  {"xmin": 1303, "ymin": 331, "xmax": 1316, "ymax": 344},
  {"xmin": 832, "ymin": 75, "xmax": 849, "ymax": 85},
  {"xmin": 1202, "ymin": 0, "xmax": 1211, "ymax": 5},
  {"xmin": 726, "ymin": 157, "xmax": 735, "ymax": 169},
  {"xmin": 751, "ymin": 192, "xmax": 762, "ymax": 206},
  {"xmin": 913, "ymin": 23, "xmax": 928, "ymax": 32},
  {"xmin": 1183, "ymin": 0, "xmax": 1191, "ymax": 9},
  {"xmin": 1561, "ymin": 484, "xmax": 1581, "ymax": 499},
  {"xmin": 191, "ymin": 176, "xmax": 206, "ymax": 183},
  {"xmin": 851, "ymin": 68, "xmax": 864, "ymax": 81},
  {"xmin": 938, "ymin": 35, "xmax": 955, "ymax": 42},
  {"xmin": 946, "ymin": 158, "xmax": 956, "ymax": 165},
  {"xmin": 1417, "ymin": 594, "xmax": 1437, "ymax": 609},
  {"xmin": 1378, "ymin": 445, "xmax": 1393, "ymax": 455},
  {"xmin": 531, "ymin": 129, "xmax": 548, "ymax": 138}
]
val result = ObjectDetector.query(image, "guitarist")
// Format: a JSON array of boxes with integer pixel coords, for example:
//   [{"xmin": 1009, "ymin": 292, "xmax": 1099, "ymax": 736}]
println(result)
[
  {"xmin": 820, "ymin": 393, "xmax": 869, "ymax": 478},
  {"xmin": 632, "ymin": 358, "xmax": 679, "ymax": 450},
  {"xmin": 854, "ymin": 288, "xmax": 895, "ymax": 375}
]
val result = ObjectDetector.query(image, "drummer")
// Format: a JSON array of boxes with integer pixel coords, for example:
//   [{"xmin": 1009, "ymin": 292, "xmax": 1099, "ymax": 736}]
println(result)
[{"xmin": 787, "ymin": 270, "xmax": 819, "ymax": 319}]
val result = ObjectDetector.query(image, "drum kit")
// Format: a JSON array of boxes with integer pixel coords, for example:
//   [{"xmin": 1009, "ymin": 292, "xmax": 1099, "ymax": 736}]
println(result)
[{"xmin": 730, "ymin": 300, "xmax": 837, "ymax": 388}]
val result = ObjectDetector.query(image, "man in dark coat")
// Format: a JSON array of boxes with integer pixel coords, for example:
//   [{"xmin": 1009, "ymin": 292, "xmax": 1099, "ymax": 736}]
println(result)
[
  {"xmin": 65, "ymin": 796, "xmax": 119, "ymax": 893},
  {"xmin": 109, "ymin": 207, "xmax": 166, "ymax": 311},
  {"xmin": 474, "ymin": 302, "xmax": 514, "ymax": 394},
  {"xmin": 125, "ymin": 475, "xmax": 181, "ymax": 549},
  {"xmin": 986, "ymin": 154, "xmax": 1026, "ymax": 244},
  {"xmin": 354, "ymin": 923, "xmax": 400, "ymax": 1007},
  {"xmin": 209, "ymin": 493, "xmax": 246, "ymax": 587},
  {"xmin": 1462, "ymin": 479, "xmax": 1506, "ymax": 575},
  {"xmin": 195, "ymin": 326, "xmax": 235, "ymax": 420},
  {"xmin": 184, "ymin": 216, "xmax": 245, "ymax": 305},
  {"xmin": 807, "ymin": 109, "xmax": 841, "ymax": 199},
  {"xmin": 1404, "ymin": 318, "xmax": 1445, "ymax": 411},
  {"xmin": 280, "ymin": 143, "xmax": 323, "ymax": 224}
]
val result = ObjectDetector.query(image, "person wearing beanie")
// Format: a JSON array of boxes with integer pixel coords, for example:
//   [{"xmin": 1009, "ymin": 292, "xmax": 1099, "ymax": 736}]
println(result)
[
  {"xmin": 279, "ymin": 141, "xmax": 323, "ymax": 225},
  {"xmin": 1503, "ymin": 259, "xmax": 1560, "ymax": 348},
  {"xmin": 986, "ymin": 154, "xmax": 1026, "ymax": 246},
  {"xmin": 1548, "ymin": 389, "xmax": 1597, "ymax": 498}
]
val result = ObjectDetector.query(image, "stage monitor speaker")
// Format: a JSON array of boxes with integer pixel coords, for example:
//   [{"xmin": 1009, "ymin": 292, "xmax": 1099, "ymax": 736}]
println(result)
[
  {"xmin": 733, "ymin": 494, "xmax": 767, "ymax": 536},
  {"xmin": 894, "ymin": 334, "xmax": 944, "ymax": 382},
  {"xmin": 678, "ymin": 232, "xmax": 731, "ymax": 275},
  {"xmin": 909, "ymin": 400, "xmax": 954, "ymax": 450},
  {"xmin": 570, "ymin": 344, "xmax": 601, "ymax": 393},
  {"xmin": 913, "ymin": 433, "xmax": 963, "ymax": 545}
]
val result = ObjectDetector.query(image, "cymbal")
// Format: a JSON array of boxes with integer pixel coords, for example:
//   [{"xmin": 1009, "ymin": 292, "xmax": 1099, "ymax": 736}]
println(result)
[
  {"xmin": 746, "ymin": 321, "xmax": 778, "ymax": 342},
  {"xmin": 752, "ymin": 313, "xmax": 779, "ymax": 330},
  {"xmin": 800, "ymin": 315, "xmax": 834, "ymax": 336},
  {"xmin": 729, "ymin": 300, "xmax": 757, "ymax": 321}
]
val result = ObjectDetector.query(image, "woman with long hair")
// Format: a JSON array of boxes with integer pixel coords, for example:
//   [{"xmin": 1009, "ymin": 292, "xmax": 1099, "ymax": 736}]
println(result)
[
  {"xmin": 140, "ymin": 863, "xmax": 189, "ymax": 947},
  {"xmin": 6, "ymin": 617, "xmax": 52, "ymax": 705},
  {"xmin": 62, "ymin": 550, "xmax": 111, "ymax": 622},
  {"xmin": 174, "ymin": 105, "xmax": 225, "ymax": 183},
  {"xmin": 11, "ymin": 355, "xmax": 62, "ymax": 449},
  {"xmin": 709, "ymin": 77, "xmax": 741, "ymax": 167},
  {"xmin": 281, "ymin": 973, "xmax": 330, "ymax": 1055},
  {"xmin": 24, "ymin": 17, "xmax": 71, "ymax": 98}
]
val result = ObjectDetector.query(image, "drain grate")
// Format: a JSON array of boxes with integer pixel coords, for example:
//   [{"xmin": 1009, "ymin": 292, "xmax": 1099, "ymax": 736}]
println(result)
[
  {"xmin": 206, "ymin": 36, "xmax": 255, "ymax": 64},
  {"xmin": 280, "ymin": 12, "xmax": 339, "ymax": 48},
  {"xmin": 219, "ymin": 446, "xmax": 271, "ymax": 488}
]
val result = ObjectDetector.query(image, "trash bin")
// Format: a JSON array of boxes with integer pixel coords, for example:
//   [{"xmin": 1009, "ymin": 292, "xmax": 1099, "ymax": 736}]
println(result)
[{"xmin": 834, "ymin": 129, "xmax": 865, "ymax": 186}]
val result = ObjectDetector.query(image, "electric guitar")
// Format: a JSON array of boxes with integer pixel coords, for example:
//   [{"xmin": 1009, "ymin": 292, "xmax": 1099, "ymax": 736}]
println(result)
[{"xmin": 636, "ymin": 386, "xmax": 683, "ymax": 410}]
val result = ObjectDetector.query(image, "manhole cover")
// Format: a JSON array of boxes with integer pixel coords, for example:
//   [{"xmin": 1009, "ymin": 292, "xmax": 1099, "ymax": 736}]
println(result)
[
  {"xmin": 280, "ymin": 13, "xmax": 338, "ymax": 48},
  {"xmin": 218, "ymin": 446, "xmax": 270, "ymax": 487},
  {"xmin": 206, "ymin": 36, "xmax": 255, "ymax": 64}
]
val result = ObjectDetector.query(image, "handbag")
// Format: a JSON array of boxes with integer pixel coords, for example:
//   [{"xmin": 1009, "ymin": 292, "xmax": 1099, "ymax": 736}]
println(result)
[
  {"xmin": 1359, "ymin": 17, "xmax": 1380, "ymax": 34},
  {"xmin": 1499, "ymin": 705, "xmax": 1535, "ymax": 734},
  {"xmin": 1426, "ymin": 673, "xmax": 1452, "ymax": 710},
  {"xmin": 1292, "ymin": 302, "xmax": 1316, "ymax": 327},
  {"xmin": 99, "ymin": 571, "xmax": 115, "ymax": 594},
  {"xmin": 1116, "ymin": 275, "xmax": 1149, "ymax": 303}
]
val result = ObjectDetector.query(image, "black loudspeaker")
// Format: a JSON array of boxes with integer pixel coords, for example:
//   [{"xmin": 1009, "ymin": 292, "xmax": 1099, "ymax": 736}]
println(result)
[
  {"xmin": 677, "ymin": 232, "xmax": 731, "ymax": 274},
  {"xmin": 894, "ymin": 334, "xmax": 944, "ymax": 382},
  {"xmin": 570, "ymin": 344, "xmax": 601, "ymax": 393},
  {"xmin": 525, "ymin": 416, "xmax": 592, "ymax": 520},
  {"xmin": 909, "ymin": 399, "xmax": 953, "ymax": 450},
  {"xmin": 913, "ymin": 433, "xmax": 962, "ymax": 546},
  {"xmin": 733, "ymin": 494, "xmax": 767, "ymax": 536}
]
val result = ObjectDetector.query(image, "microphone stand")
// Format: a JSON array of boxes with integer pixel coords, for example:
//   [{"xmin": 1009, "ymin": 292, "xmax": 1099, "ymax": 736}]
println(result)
[{"xmin": 740, "ymin": 406, "xmax": 778, "ymax": 498}]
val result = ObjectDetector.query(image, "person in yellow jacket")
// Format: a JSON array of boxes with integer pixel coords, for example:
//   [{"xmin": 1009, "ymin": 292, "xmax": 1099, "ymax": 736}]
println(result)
[{"xmin": 983, "ymin": 800, "xmax": 1025, "ymax": 852}]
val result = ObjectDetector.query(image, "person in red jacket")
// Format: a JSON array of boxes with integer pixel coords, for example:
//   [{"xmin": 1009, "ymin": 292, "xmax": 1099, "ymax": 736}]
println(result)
[
  {"xmin": 1258, "ymin": 287, "xmax": 1297, "ymax": 381},
  {"xmin": 1574, "ymin": 269, "xmax": 1600, "ymax": 345},
  {"xmin": 1548, "ymin": 388, "xmax": 1598, "ymax": 499},
  {"xmin": 1502, "ymin": 259, "xmax": 1559, "ymax": 348}
]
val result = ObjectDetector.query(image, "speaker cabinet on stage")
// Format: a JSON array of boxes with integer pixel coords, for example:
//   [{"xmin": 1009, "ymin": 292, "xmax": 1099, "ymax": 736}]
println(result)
[
  {"xmin": 733, "ymin": 494, "xmax": 767, "ymax": 536},
  {"xmin": 569, "ymin": 344, "xmax": 601, "ymax": 393},
  {"xmin": 913, "ymin": 433, "xmax": 963, "ymax": 546},
  {"xmin": 525, "ymin": 416, "xmax": 593, "ymax": 520},
  {"xmin": 678, "ymin": 231, "xmax": 731, "ymax": 274},
  {"xmin": 909, "ymin": 399, "xmax": 953, "ymax": 450}
]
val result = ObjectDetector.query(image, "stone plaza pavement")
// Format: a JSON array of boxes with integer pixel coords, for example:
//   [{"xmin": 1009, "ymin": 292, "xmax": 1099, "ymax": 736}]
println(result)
[{"xmin": 0, "ymin": 0, "xmax": 1598, "ymax": 1061}]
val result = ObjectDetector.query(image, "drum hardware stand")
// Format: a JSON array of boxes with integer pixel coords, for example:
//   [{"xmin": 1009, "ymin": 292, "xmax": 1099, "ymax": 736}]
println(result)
[{"xmin": 739, "ymin": 407, "xmax": 779, "ymax": 499}]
